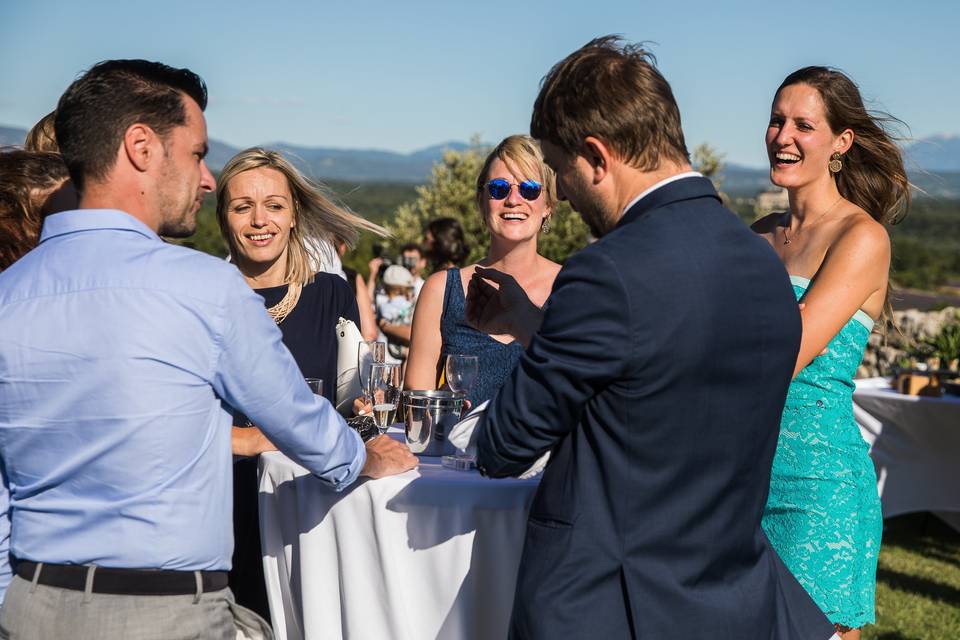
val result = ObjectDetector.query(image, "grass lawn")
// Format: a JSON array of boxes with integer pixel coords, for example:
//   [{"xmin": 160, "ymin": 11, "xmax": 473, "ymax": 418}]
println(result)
[{"xmin": 863, "ymin": 513, "xmax": 960, "ymax": 640}]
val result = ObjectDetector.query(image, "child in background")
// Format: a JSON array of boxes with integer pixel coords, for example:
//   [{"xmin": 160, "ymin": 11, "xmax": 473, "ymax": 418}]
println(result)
[{"xmin": 377, "ymin": 265, "xmax": 415, "ymax": 361}]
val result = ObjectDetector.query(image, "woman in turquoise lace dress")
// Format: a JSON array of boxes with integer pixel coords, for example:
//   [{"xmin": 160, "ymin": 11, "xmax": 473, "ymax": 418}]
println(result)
[
  {"xmin": 405, "ymin": 135, "xmax": 561, "ymax": 403},
  {"xmin": 752, "ymin": 67, "xmax": 910, "ymax": 639}
]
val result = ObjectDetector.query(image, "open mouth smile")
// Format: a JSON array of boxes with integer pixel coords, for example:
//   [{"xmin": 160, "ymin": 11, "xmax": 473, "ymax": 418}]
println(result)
[
  {"xmin": 246, "ymin": 232, "xmax": 277, "ymax": 246},
  {"xmin": 773, "ymin": 151, "xmax": 801, "ymax": 167}
]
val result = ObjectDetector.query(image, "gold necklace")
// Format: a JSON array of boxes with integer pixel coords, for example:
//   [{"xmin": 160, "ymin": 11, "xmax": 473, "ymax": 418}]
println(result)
[
  {"xmin": 267, "ymin": 282, "xmax": 302, "ymax": 325},
  {"xmin": 783, "ymin": 195, "xmax": 843, "ymax": 246}
]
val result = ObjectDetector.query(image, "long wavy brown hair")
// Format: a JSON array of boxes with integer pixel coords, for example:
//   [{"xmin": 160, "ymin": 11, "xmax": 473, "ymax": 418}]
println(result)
[
  {"xmin": 0, "ymin": 148, "xmax": 70, "ymax": 271},
  {"xmin": 777, "ymin": 66, "xmax": 911, "ymax": 326},
  {"xmin": 777, "ymin": 66, "xmax": 910, "ymax": 224}
]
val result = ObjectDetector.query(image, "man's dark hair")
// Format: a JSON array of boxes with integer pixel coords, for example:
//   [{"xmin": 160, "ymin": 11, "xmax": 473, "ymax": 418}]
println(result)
[
  {"xmin": 54, "ymin": 59, "xmax": 207, "ymax": 192},
  {"xmin": 400, "ymin": 243, "xmax": 422, "ymax": 255},
  {"xmin": 531, "ymin": 35, "xmax": 688, "ymax": 171}
]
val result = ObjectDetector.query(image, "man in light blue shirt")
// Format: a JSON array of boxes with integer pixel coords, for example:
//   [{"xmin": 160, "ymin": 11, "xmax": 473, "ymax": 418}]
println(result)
[{"xmin": 0, "ymin": 60, "xmax": 415, "ymax": 640}]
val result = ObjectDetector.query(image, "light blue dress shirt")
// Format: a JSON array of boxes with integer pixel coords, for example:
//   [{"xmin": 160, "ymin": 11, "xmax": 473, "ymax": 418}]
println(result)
[{"xmin": 0, "ymin": 209, "xmax": 366, "ymax": 597}]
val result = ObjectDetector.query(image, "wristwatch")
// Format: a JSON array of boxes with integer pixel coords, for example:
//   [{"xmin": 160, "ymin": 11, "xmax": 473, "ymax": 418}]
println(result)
[{"xmin": 346, "ymin": 415, "xmax": 381, "ymax": 442}]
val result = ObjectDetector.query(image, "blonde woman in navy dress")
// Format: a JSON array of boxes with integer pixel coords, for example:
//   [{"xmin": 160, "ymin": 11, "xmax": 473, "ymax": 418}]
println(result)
[{"xmin": 405, "ymin": 136, "xmax": 561, "ymax": 405}]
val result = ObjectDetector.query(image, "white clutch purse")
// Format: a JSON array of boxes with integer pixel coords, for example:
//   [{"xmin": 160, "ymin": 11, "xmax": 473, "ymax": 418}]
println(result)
[{"xmin": 335, "ymin": 317, "xmax": 364, "ymax": 416}]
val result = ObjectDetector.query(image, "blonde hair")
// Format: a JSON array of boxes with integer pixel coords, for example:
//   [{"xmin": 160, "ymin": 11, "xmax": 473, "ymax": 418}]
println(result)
[
  {"xmin": 475, "ymin": 135, "xmax": 558, "ymax": 212},
  {"xmin": 24, "ymin": 111, "xmax": 59, "ymax": 153},
  {"xmin": 216, "ymin": 147, "xmax": 389, "ymax": 286}
]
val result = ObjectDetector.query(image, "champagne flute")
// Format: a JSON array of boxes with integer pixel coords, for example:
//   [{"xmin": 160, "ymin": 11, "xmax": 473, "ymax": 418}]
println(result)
[
  {"xmin": 357, "ymin": 340, "xmax": 386, "ymax": 411},
  {"xmin": 445, "ymin": 354, "xmax": 479, "ymax": 398},
  {"xmin": 368, "ymin": 362, "xmax": 401, "ymax": 434}
]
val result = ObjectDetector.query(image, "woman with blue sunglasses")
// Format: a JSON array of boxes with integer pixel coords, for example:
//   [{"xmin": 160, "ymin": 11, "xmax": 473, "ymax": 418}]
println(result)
[{"xmin": 405, "ymin": 135, "xmax": 561, "ymax": 406}]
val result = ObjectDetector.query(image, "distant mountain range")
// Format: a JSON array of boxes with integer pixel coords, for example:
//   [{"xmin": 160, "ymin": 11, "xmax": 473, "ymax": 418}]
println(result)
[{"xmin": 3, "ymin": 124, "xmax": 959, "ymax": 197}]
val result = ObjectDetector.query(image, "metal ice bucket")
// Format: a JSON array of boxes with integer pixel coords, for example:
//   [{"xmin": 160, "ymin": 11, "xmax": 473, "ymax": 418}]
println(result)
[{"xmin": 402, "ymin": 390, "xmax": 465, "ymax": 456}]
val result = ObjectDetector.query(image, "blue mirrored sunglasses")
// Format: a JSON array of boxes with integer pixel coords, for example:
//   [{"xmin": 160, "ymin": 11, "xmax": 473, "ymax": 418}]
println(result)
[{"xmin": 483, "ymin": 178, "xmax": 542, "ymax": 201}]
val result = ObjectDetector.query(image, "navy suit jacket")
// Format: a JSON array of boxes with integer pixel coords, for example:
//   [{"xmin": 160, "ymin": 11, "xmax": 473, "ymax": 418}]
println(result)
[{"xmin": 476, "ymin": 177, "xmax": 833, "ymax": 639}]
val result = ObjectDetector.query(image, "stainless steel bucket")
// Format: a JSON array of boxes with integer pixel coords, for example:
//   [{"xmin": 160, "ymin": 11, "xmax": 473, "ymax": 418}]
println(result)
[{"xmin": 402, "ymin": 390, "xmax": 465, "ymax": 456}]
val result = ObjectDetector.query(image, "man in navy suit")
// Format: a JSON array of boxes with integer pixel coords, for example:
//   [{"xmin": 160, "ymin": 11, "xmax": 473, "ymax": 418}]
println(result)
[{"xmin": 469, "ymin": 37, "xmax": 837, "ymax": 639}]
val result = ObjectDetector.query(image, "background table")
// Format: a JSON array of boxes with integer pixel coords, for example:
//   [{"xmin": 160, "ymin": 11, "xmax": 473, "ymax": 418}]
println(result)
[
  {"xmin": 258, "ymin": 441, "xmax": 539, "ymax": 640},
  {"xmin": 854, "ymin": 378, "xmax": 960, "ymax": 530}
]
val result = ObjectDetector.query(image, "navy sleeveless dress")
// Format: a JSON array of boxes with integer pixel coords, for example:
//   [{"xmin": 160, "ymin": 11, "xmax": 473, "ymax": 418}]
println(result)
[{"xmin": 440, "ymin": 268, "xmax": 525, "ymax": 406}]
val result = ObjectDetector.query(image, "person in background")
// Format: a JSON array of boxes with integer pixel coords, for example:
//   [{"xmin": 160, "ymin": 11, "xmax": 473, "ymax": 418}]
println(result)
[
  {"xmin": 215, "ymin": 147, "xmax": 405, "ymax": 621},
  {"xmin": 0, "ymin": 147, "xmax": 77, "ymax": 605},
  {"xmin": 422, "ymin": 216, "xmax": 469, "ymax": 272},
  {"xmin": 404, "ymin": 135, "xmax": 560, "ymax": 405},
  {"xmin": 337, "ymin": 240, "xmax": 378, "ymax": 341},
  {"xmin": 753, "ymin": 66, "xmax": 909, "ymax": 640},
  {"xmin": 23, "ymin": 111, "xmax": 59, "ymax": 153},
  {"xmin": 0, "ymin": 59, "xmax": 414, "ymax": 640},
  {"xmin": 376, "ymin": 264, "xmax": 416, "ymax": 361},
  {"xmin": 398, "ymin": 242, "xmax": 426, "ymax": 298},
  {"xmin": 0, "ymin": 148, "xmax": 76, "ymax": 272}
]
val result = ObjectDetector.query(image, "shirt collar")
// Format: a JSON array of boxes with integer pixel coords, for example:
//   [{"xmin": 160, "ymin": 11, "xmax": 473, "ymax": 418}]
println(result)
[
  {"xmin": 40, "ymin": 209, "xmax": 162, "ymax": 244},
  {"xmin": 620, "ymin": 171, "xmax": 704, "ymax": 218}
]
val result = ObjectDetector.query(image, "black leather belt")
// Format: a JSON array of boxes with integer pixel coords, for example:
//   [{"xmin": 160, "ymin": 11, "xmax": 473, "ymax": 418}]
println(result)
[{"xmin": 15, "ymin": 559, "xmax": 229, "ymax": 596}]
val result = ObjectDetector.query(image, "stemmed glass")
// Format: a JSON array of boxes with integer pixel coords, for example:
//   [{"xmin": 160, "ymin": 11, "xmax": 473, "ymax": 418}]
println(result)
[
  {"xmin": 368, "ymin": 362, "xmax": 402, "ymax": 434},
  {"xmin": 445, "ymin": 354, "xmax": 479, "ymax": 399},
  {"xmin": 358, "ymin": 340, "xmax": 386, "ymax": 410}
]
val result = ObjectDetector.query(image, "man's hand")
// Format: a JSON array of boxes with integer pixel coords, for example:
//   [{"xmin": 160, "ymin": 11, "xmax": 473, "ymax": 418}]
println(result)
[
  {"xmin": 465, "ymin": 267, "xmax": 543, "ymax": 348},
  {"xmin": 361, "ymin": 435, "xmax": 418, "ymax": 478},
  {"xmin": 367, "ymin": 257, "xmax": 384, "ymax": 276},
  {"xmin": 232, "ymin": 426, "xmax": 277, "ymax": 457}
]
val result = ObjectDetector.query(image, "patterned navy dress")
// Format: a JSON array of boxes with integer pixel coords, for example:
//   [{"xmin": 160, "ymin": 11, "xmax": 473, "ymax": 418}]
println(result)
[{"xmin": 439, "ymin": 268, "xmax": 525, "ymax": 406}]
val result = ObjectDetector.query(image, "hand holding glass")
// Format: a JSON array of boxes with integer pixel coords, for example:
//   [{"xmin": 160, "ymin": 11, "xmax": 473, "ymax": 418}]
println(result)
[{"xmin": 368, "ymin": 362, "xmax": 401, "ymax": 434}]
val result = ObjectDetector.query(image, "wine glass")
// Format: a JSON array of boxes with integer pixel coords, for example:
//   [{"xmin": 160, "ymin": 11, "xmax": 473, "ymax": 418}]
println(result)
[
  {"xmin": 445, "ymin": 354, "xmax": 479, "ymax": 398},
  {"xmin": 304, "ymin": 378, "xmax": 324, "ymax": 397},
  {"xmin": 368, "ymin": 362, "xmax": 401, "ymax": 434},
  {"xmin": 357, "ymin": 340, "xmax": 386, "ymax": 409}
]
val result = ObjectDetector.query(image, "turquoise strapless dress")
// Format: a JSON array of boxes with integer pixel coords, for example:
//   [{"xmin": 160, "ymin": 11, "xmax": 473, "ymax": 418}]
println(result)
[{"xmin": 762, "ymin": 276, "xmax": 882, "ymax": 628}]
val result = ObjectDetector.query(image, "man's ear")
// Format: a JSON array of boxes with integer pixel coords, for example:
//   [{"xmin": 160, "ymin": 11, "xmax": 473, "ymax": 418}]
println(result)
[
  {"xmin": 123, "ymin": 123, "xmax": 160, "ymax": 172},
  {"xmin": 582, "ymin": 136, "xmax": 612, "ymax": 184}
]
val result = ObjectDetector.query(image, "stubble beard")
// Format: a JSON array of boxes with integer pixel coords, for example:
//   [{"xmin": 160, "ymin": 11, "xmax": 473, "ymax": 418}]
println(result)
[
  {"xmin": 156, "ymin": 160, "xmax": 199, "ymax": 239},
  {"xmin": 158, "ymin": 202, "xmax": 198, "ymax": 239},
  {"xmin": 564, "ymin": 179, "xmax": 615, "ymax": 238}
]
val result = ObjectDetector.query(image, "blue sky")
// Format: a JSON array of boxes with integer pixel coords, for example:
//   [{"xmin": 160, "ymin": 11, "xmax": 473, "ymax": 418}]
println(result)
[{"xmin": 1, "ymin": 0, "xmax": 957, "ymax": 167}]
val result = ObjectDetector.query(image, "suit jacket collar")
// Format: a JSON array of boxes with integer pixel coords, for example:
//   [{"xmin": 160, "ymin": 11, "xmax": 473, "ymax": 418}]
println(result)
[{"xmin": 616, "ymin": 176, "xmax": 721, "ymax": 230}]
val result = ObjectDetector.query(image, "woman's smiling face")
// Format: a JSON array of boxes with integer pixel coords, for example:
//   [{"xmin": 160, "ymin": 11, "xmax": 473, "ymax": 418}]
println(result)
[
  {"xmin": 224, "ymin": 167, "xmax": 296, "ymax": 271},
  {"xmin": 766, "ymin": 83, "xmax": 848, "ymax": 190}
]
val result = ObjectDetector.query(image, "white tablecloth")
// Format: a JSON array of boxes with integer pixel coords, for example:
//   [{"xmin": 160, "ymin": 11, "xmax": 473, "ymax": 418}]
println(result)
[
  {"xmin": 854, "ymin": 377, "xmax": 960, "ymax": 529},
  {"xmin": 258, "ymin": 438, "xmax": 539, "ymax": 640}
]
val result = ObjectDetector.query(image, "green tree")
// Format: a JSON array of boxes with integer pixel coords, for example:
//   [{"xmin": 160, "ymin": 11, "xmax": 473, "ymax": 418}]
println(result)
[
  {"xmin": 386, "ymin": 141, "xmax": 590, "ymax": 269},
  {"xmin": 691, "ymin": 142, "xmax": 727, "ymax": 202}
]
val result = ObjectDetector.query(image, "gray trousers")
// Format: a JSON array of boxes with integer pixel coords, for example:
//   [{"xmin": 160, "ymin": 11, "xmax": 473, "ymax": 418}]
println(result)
[{"xmin": 0, "ymin": 573, "xmax": 273, "ymax": 640}]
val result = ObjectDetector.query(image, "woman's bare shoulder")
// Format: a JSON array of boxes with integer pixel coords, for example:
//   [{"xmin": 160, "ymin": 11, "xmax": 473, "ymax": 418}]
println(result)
[{"xmin": 833, "ymin": 206, "xmax": 890, "ymax": 252}]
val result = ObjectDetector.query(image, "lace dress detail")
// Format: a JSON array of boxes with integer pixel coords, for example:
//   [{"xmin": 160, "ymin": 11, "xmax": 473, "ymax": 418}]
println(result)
[
  {"xmin": 762, "ymin": 276, "xmax": 882, "ymax": 628},
  {"xmin": 439, "ymin": 268, "xmax": 524, "ymax": 407}
]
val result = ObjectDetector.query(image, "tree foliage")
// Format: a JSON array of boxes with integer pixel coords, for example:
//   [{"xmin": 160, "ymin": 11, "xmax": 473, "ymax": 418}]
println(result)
[
  {"xmin": 386, "ymin": 142, "xmax": 590, "ymax": 269},
  {"xmin": 692, "ymin": 142, "xmax": 727, "ymax": 201}
]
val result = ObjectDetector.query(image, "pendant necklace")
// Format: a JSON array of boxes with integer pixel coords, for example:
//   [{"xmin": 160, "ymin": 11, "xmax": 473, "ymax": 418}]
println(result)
[{"xmin": 783, "ymin": 195, "xmax": 843, "ymax": 246}]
